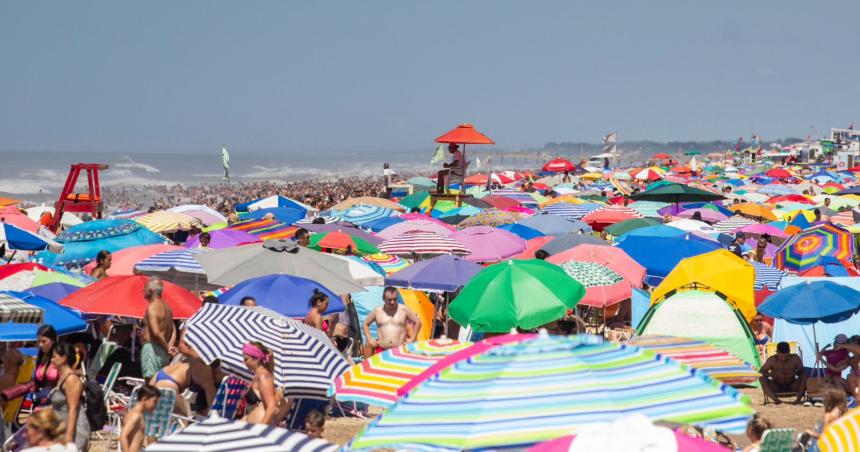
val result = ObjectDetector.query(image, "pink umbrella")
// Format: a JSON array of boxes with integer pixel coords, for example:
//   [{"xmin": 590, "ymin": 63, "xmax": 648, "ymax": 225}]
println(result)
[
  {"xmin": 0, "ymin": 206, "xmax": 40, "ymax": 232},
  {"xmin": 83, "ymin": 243, "xmax": 182, "ymax": 276},
  {"xmin": 677, "ymin": 208, "xmax": 728, "ymax": 223},
  {"xmin": 736, "ymin": 223, "xmax": 789, "ymax": 240},
  {"xmin": 546, "ymin": 244, "xmax": 645, "ymax": 288},
  {"xmin": 526, "ymin": 428, "xmax": 727, "ymax": 452},
  {"xmin": 512, "ymin": 236, "xmax": 554, "ymax": 260},
  {"xmin": 184, "ymin": 229, "xmax": 261, "ymax": 249},
  {"xmin": 506, "ymin": 206, "xmax": 535, "ymax": 215},
  {"xmin": 449, "ymin": 226, "xmax": 526, "ymax": 263},
  {"xmin": 377, "ymin": 219, "xmax": 455, "ymax": 239}
]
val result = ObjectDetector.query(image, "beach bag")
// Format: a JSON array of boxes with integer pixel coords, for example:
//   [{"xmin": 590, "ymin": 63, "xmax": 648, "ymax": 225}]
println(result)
[{"xmin": 83, "ymin": 379, "xmax": 107, "ymax": 430}]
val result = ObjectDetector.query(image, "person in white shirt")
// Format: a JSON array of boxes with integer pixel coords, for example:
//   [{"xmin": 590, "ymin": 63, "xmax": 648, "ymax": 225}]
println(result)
[{"xmin": 436, "ymin": 143, "xmax": 466, "ymax": 193}]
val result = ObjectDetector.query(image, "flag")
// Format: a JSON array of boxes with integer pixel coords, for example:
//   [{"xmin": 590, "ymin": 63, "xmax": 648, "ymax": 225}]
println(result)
[
  {"xmin": 430, "ymin": 144, "xmax": 445, "ymax": 165},
  {"xmin": 603, "ymin": 132, "xmax": 617, "ymax": 144},
  {"xmin": 221, "ymin": 145, "xmax": 231, "ymax": 182}
]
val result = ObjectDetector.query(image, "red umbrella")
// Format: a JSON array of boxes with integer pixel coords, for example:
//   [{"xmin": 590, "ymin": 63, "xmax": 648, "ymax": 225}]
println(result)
[
  {"xmin": 652, "ymin": 153, "xmax": 672, "ymax": 159},
  {"xmin": 767, "ymin": 194, "xmax": 815, "ymax": 205},
  {"xmin": 0, "ymin": 263, "xmax": 50, "ymax": 280},
  {"xmin": 482, "ymin": 195, "xmax": 521, "ymax": 210},
  {"xmin": 60, "ymin": 275, "xmax": 202, "ymax": 318},
  {"xmin": 765, "ymin": 168, "xmax": 792, "ymax": 179},
  {"xmin": 83, "ymin": 243, "xmax": 183, "ymax": 276},
  {"xmin": 512, "ymin": 236, "xmax": 553, "ymax": 260},
  {"xmin": 542, "ymin": 158, "xmax": 576, "ymax": 173},
  {"xmin": 435, "ymin": 123, "xmax": 495, "ymax": 145},
  {"xmin": 582, "ymin": 205, "xmax": 643, "ymax": 231}
]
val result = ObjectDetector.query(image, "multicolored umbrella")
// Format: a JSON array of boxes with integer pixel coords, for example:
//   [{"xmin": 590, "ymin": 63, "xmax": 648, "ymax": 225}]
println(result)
[
  {"xmin": 774, "ymin": 223, "xmax": 854, "ymax": 272},
  {"xmin": 329, "ymin": 339, "xmax": 472, "ymax": 407},
  {"xmin": 712, "ymin": 215, "xmax": 756, "ymax": 233},
  {"xmin": 582, "ymin": 205, "xmax": 642, "ymax": 231},
  {"xmin": 455, "ymin": 209, "xmax": 521, "ymax": 228},
  {"xmin": 82, "ymin": 243, "xmax": 182, "ymax": 276},
  {"xmin": 349, "ymin": 334, "xmax": 753, "ymax": 451},
  {"xmin": 628, "ymin": 336, "xmax": 759, "ymax": 385},
  {"xmin": 818, "ymin": 407, "xmax": 860, "ymax": 451},
  {"xmin": 560, "ymin": 261, "xmax": 631, "ymax": 307},
  {"xmin": 226, "ymin": 218, "xmax": 298, "ymax": 241},
  {"xmin": 167, "ymin": 204, "xmax": 228, "ymax": 226},
  {"xmin": 36, "ymin": 219, "xmax": 168, "ymax": 267},
  {"xmin": 541, "ymin": 202, "xmax": 600, "ymax": 220},
  {"xmin": 378, "ymin": 231, "xmax": 470, "ymax": 257},
  {"xmin": 449, "ymin": 226, "xmax": 526, "ymax": 263},
  {"xmin": 376, "ymin": 219, "xmax": 454, "ymax": 240},
  {"xmin": 547, "ymin": 244, "xmax": 645, "ymax": 288},
  {"xmin": 308, "ymin": 231, "xmax": 379, "ymax": 255},
  {"xmin": 133, "ymin": 248, "xmax": 217, "ymax": 292},
  {"xmin": 328, "ymin": 204, "xmax": 397, "ymax": 226},
  {"xmin": 361, "ymin": 253, "xmax": 410, "ymax": 275},
  {"xmin": 603, "ymin": 218, "xmax": 662, "ymax": 237}
]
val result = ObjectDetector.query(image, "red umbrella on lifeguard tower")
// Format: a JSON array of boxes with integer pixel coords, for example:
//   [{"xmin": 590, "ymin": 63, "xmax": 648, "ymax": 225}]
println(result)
[{"xmin": 434, "ymin": 123, "xmax": 495, "ymax": 197}]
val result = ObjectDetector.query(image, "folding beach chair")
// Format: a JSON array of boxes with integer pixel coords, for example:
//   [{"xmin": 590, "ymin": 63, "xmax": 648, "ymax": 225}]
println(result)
[
  {"xmin": 87, "ymin": 340, "xmax": 117, "ymax": 377},
  {"xmin": 759, "ymin": 428, "xmax": 796, "ymax": 452},
  {"xmin": 106, "ymin": 386, "xmax": 178, "ymax": 450},
  {"xmin": 3, "ymin": 356, "xmax": 34, "ymax": 425},
  {"xmin": 92, "ymin": 363, "xmax": 123, "ymax": 440},
  {"xmin": 762, "ymin": 341, "xmax": 807, "ymax": 405},
  {"xmin": 210, "ymin": 376, "xmax": 249, "ymax": 420}
]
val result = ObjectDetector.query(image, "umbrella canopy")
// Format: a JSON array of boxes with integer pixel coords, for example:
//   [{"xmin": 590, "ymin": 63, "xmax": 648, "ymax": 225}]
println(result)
[
  {"xmin": 0, "ymin": 266, "xmax": 90, "ymax": 292},
  {"xmin": 59, "ymin": 275, "xmax": 202, "ymax": 318},
  {"xmin": 582, "ymin": 205, "xmax": 643, "ymax": 231},
  {"xmin": 377, "ymin": 219, "xmax": 454, "ymax": 239},
  {"xmin": 758, "ymin": 281, "xmax": 860, "ymax": 324},
  {"xmin": 712, "ymin": 215, "xmax": 756, "ymax": 233},
  {"xmin": 329, "ymin": 196, "xmax": 404, "ymax": 212},
  {"xmin": 361, "ymin": 253, "xmax": 410, "ymax": 275},
  {"xmin": 226, "ymin": 219, "xmax": 298, "ymax": 241},
  {"xmin": 329, "ymin": 339, "xmax": 472, "ymax": 408},
  {"xmin": 37, "ymin": 219, "xmax": 168, "ymax": 267},
  {"xmin": 774, "ymin": 223, "xmax": 853, "ymax": 272},
  {"xmin": 349, "ymin": 334, "xmax": 753, "ymax": 451},
  {"xmin": 547, "ymin": 244, "xmax": 645, "ymax": 288},
  {"xmin": 0, "ymin": 292, "xmax": 86, "ymax": 341},
  {"xmin": 135, "ymin": 210, "xmax": 203, "ymax": 234},
  {"xmin": 665, "ymin": 218, "xmax": 719, "ymax": 235},
  {"xmin": 183, "ymin": 304, "xmax": 349, "ymax": 399},
  {"xmin": 542, "ymin": 158, "xmax": 576, "ymax": 173},
  {"xmin": 25, "ymin": 205, "xmax": 82, "ymax": 228},
  {"xmin": 234, "ymin": 195, "xmax": 314, "ymax": 215},
  {"xmin": 617, "ymin": 233, "xmax": 722, "ymax": 284},
  {"xmin": 560, "ymin": 261, "xmax": 631, "ymax": 307},
  {"xmin": 729, "ymin": 202, "xmax": 778, "ymax": 221},
  {"xmin": 539, "ymin": 233, "xmax": 605, "ymax": 256},
  {"xmin": 83, "ymin": 243, "xmax": 183, "ymax": 276},
  {"xmin": 308, "ymin": 231, "xmax": 379, "ymax": 255},
  {"xmin": 496, "ymin": 223, "xmax": 545, "ymax": 240},
  {"xmin": 0, "ymin": 206, "xmax": 40, "ymax": 232},
  {"xmin": 512, "ymin": 236, "xmax": 554, "ymax": 260},
  {"xmin": 541, "ymin": 202, "xmax": 601, "ymax": 220},
  {"xmin": 818, "ymin": 408, "xmax": 860, "ymax": 452},
  {"xmin": 435, "ymin": 123, "xmax": 495, "ymax": 144},
  {"xmin": 0, "ymin": 292, "xmax": 44, "ymax": 323},
  {"xmin": 677, "ymin": 208, "xmax": 728, "ymax": 223},
  {"xmin": 449, "ymin": 226, "xmax": 526, "ymax": 263},
  {"xmin": 630, "ymin": 336, "xmax": 760, "ymax": 385},
  {"xmin": 630, "ymin": 183, "xmax": 724, "ymax": 204},
  {"xmin": 300, "ymin": 223, "xmax": 383, "ymax": 245},
  {"xmin": 240, "ymin": 207, "xmax": 306, "ymax": 225},
  {"xmin": 360, "ymin": 216, "xmax": 405, "ymax": 233},
  {"xmin": 456, "ymin": 209, "xmax": 520, "ymax": 229},
  {"xmin": 385, "ymin": 255, "xmax": 482, "ymax": 292},
  {"xmin": 146, "ymin": 415, "xmax": 338, "ymax": 452},
  {"xmin": 27, "ymin": 282, "xmax": 81, "ymax": 302},
  {"xmin": 449, "ymin": 260, "xmax": 584, "ymax": 332},
  {"xmin": 133, "ymin": 248, "xmax": 218, "ymax": 292},
  {"xmin": 185, "ymin": 229, "xmax": 260, "ymax": 249},
  {"xmin": 603, "ymin": 218, "xmax": 662, "ymax": 237},
  {"xmin": 167, "ymin": 204, "xmax": 228, "ymax": 226},
  {"xmin": 193, "ymin": 239, "xmax": 364, "ymax": 294},
  {"xmin": 518, "ymin": 214, "xmax": 593, "ymax": 236},
  {"xmin": 217, "ymin": 274, "xmax": 343, "ymax": 317},
  {"xmin": 0, "ymin": 223, "xmax": 61, "ymax": 251},
  {"xmin": 378, "ymin": 231, "xmax": 470, "ymax": 258},
  {"xmin": 327, "ymin": 204, "xmax": 397, "ymax": 226}
]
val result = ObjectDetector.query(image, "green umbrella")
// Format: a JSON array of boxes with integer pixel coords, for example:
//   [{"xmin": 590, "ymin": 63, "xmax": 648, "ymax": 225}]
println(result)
[
  {"xmin": 630, "ymin": 183, "xmax": 724, "ymax": 204},
  {"xmin": 684, "ymin": 150, "xmax": 701, "ymax": 156},
  {"xmin": 449, "ymin": 259, "xmax": 584, "ymax": 332},
  {"xmin": 308, "ymin": 231, "xmax": 379, "ymax": 255},
  {"xmin": 398, "ymin": 191, "xmax": 430, "ymax": 211},
  {"xmin": 604, "ymin": 218, "xmax": 662, "ymax": 237}
]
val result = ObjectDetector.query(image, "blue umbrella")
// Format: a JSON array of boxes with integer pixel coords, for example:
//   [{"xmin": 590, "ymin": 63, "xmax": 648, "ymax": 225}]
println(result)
[
  {"xmin": 617, "ymin": 233, "xmax": 721, "ymax": 285},
  {"xmin": 496, "ymin": 223, "xmax": 545, "ymax": 240},
  {"xmin": 518, "ymin": 214, "xmax": 592, "ymax": 236},
  {"xmin": 615, "ymin": 225, "xmax": 685, "ymax": 243},
  {"xmin": 758, "ymin": 281, "xmax": 860, "ymax": 325},
  {"xmin": 218, "ymin": 274, "xmax": 344, "ymax": 317},
  {"xmin": 361, "ymin": 216, "xmax": 405, "ymax": 233},
  {"xmin": 36, "ymin": 219, "xmax": 166, "ymax": 267},
  {"xmin": 0, "ymin": 223, "xmax": 58, "ymax": 251},
  {"xmin": 28, "ymin": 283, "xmax": 81, "ymax": 302},
  {"xmin": 385, "ymin": 254, "xmax": 483, "ymax": 292},
  {"xmin": 0, "ymin": 292, "xmax": 87, "ymax": 340},
  {"xmin": 240, "ymin": 207, "xmax": 306, "ymax": 225},
  {"xmin": 234, "ymin": 195, "xmax": 310, "ymax": 215}
]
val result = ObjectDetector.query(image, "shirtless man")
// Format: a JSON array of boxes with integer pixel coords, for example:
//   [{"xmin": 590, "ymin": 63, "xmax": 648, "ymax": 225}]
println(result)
[
  {"xmin": 759, "ymin": 341, "xmax": 807, "ymax": 404},
  {"xmin": 120, "ymin": 384, "xmax": 160, "ymax": 452},
  {"xmin": 363, "ymin": 287, "xmax": 421, "ymax": 357},
  {"xmin": 141, "ymin": 277, "xmax": 176, "ymax": 379}
]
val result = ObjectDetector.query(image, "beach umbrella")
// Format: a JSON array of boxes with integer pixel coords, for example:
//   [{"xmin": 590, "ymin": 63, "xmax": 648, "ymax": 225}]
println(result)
[
  {"xmin": 133, "ymin": 248, "xmax": 218, "ymax": 291},
  {"xmin": 633, "ymin": 168, "xmax": 663, "ymax": 181},
  {"xmin": 757, "ymin": 184, "xmax": 799, "ymax": 196},
  {"xmin": 349, "ymin": 334, "xmax": 753, "ymax": 451},
  {"xmin": 193, "ymin": 239, "xmax": 364, "ymax": 293},
  {"xmin": 234, "ymin": 195, "xmax": 314, "ymax": 215},
  {"xmin": 539, "ymin": 233, "xmax": 605, "ymax": 255},
  {"xmin": 518, "ymin": 213, "xmax": 593, "ymax": 235},
  {"xmin": 361, "ymin": 253, "xmax": 410, "ymax": 275},
  {"xmin": 295, "ymin": 215, "xmax": 341, "ymax": 225},
  {"xmin": 240, "ymin": 207, "xmax": 306, "ymax": 225},
  {"xmin": 617, "ymin": 233, "xmax": 722, "ymax": 284},
  {"xmin": 406, "ymin": 176, "xmax": 436, "ymax": 191},
  {"xmin": 308, "ymin": 231, "xmax": 379, "ymax": 255},
  {"xmin": 329, "ymin": 339, "xmax": 472, "ymax": 408},
  {"xmin": 629, "ymin": 183, "xmax": 724, "ymax": 204},
  {"xmin": 749, "ymin": 261, "xmax": 787, "ymax": 290},
  {"xmin": 615, "ymin": 225, "xmax": 686, "ymax": 243},
  {"xmin": 759, "ymin": 280, "xmax": 860, "ymax": 325},
  {"xmin": 481, "ymin": 195, "xmax": 521, "ymax": 210},
  {"xmin": 27, "ymin": 282, "xmax": 81, "ymax": 302},
  {"xmin": 547, "ymin": 244, "xmax": 645, "ymax": 288},
  {"xmin": 146, "ymin": 415, "xmax": 338, "ymax": 452},
  {"xmin": 36, "ymin": 219, "xmax": 168, "ymax": 267},
  {"xmin": 559, "ymin": 261, "xmax": 631, "ymax": 307},
  {"xmin": 603, "ymin": 217, "xmax": 661, "ymax": 237},
  {"xmin": 767, "ymin": 194, "xmax": 815, "ymax": 206},
  {"xmin": 456, "ymin": 209, "xmax": 520, "ymax": 229},
  {"xmin": 449, "ymin": 260, "xmax": 584, "ymax": 332},
  {"xmin": 378, "ymin": 231, "xmax": 470, "ymax": 258},
  {"xmin": 435, "ymin": 122, "xmax": 495, "ymax": 145},
  {"xmin": 712, "ymin": 215, "xmax": 756, "ymax": 233},
  {"xmin": 627, "ymin": 200, "xmax": 670, "ymax": 218},
  {"xmin": 135, "ymin": 210, "xmax": 203, "ymax": 234},
  {"xmin": 377, "ymin": 219, "xmax": 454, "ymax": 239},
  {"xmin": 329, "ymin": 196, "xmax": 404, "ymax": 212},
  {"xmin": 735, "ymin": 223, "xmax": 788, "ymax": 240},
  {"xmin": 677, "ymin": 208, "xmax": 728, "ymax": 223},
  {"xmin": 774, "ymin": 223, "xmax": 853, "ymax": 272},
  {"xmin": 385, "ymin": 254, "xmax": 483, "ymax": 292},
  {"xmin": 665, "ymin": 219, "xmax": 719, "ymax": 235},
  {"xmin": 818, "ymin": 408, "xmax": 860, "ymax": 452},
  {"xmin": 300, "ymin": 223, "xmax": 382, "ymax": 245},
  {"xmin": 0, "ymin": 292, "xmax": 86, "ymax": 340},
  {"xmin": 541, "ymin": 202, "xmax": 601, "ymax": 220},
  {"xmin": 765, "ymin": 168, "xmax": 792, "ymax": 179},
  {"xmin": 182, "ymin": 304, "xmax": 349, "ymax": 399},
  {"xmin": 0, "ymin": 206, "xmax": 40, "ymax": 233},
  {"xmin": 629, "ymin": 336, "xmax": 759, "ymax": 385},
  {"xmin": 495, "ymin": 223, "xmax": 545, "ymax": 240},
  {"xmin": 360, "ymin": 216, "xmax": 404, "ymax": 233},
  {"xmin": 185, "ymin": 229, "xmax": 261, "ymax": 249},
  {"xmin": 328, "ymin": 205, "xmax": 397, "ymax": 226},
  {"xmin": 25, "ymin": 204, "xmax": 82, "ymax": 228},
  {"xmin": 324, "ymin": 254, "xmax": 385, "ymax": 287},
  {"xmin": 60, "ymin": 275, "xmax": 201, "ymax": 319},
  {"xmin": 0, "ymin": 292, "xmax": 44, "ymax": 323},
  {"xmin": 0, "ymin": 265, "xmax": 91, "ymax": 292},
  {"xmin": 512, "ymin": 236, "xmax": 554, "ymax": 260},
  {"xmin": 449, "ymin": 226, "xmax": 526, "ymax": 263},
  {"xmin": 82, "ymin": 243, "xmax": 183, "ymax": 277},
  {"xmin": 582, "ymin": 205, "xmax": 642, "ymax": 231},
  {"xmin": 167, "ymin": 204, "xmax": 227, "ymax": 226},
  {"xmin": 0, "ymin": 223, "xmax": 62, "ymax": 252},
  {"xmin": 217, "ymin": 274, "xmax": 343, "ymax": 317},
  {"xmin": 542, "ymin": 158, "xmax": 576, "ymax": 173}
]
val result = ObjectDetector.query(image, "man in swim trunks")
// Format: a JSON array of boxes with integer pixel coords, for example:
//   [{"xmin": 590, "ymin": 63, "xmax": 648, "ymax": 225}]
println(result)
[
  {"xmin": 141, "ymin": 277, "xmax": 176, "ymax": 379},
  {"xmin": 362, "ymin": 286, "xmax": 421, "ymax": 358},
  {"xmin": 759, "ymin": 341, "xmax": 806, "ymax": 404}
]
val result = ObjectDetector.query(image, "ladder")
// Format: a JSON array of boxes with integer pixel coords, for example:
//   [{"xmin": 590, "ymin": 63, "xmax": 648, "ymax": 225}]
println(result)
[{"xmin": 49, "ymin": 163, "xmax": 109, "ymax": 232}]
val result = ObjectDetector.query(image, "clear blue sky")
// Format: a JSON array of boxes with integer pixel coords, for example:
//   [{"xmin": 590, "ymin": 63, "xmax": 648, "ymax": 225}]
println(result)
[{"xmin": 2, "ymin": 1, "xmax": 858, "ymax": 153}]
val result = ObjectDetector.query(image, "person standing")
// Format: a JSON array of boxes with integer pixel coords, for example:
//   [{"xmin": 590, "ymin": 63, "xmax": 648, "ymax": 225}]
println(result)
[
  {"xmin": 727, "ymin": 232, "xmax": 746, "ymax": 257},
  {"xmin": 362, "ymin": 287, "xmax": 421, "ymax": 357},
  {"xmin": 89, "ymin": 250, "xmax": 111, "ymax": 279},
  {"xmin": 303, "ymin": 290, "xmax": 330, "ymax": 334},
  {"xmin": 141, "ymin": 277, "xmax": 175, "ymax": 380},
  {"xmin": 49, "ymin": 344, "xmax": 88, "ymax": 451}
]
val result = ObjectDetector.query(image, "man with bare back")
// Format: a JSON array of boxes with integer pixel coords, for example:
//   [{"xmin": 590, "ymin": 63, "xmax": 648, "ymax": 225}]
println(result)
[
  {"xmin": 363, "ymin": 286, "xmax": 421, "ymax": 357},
  {"xmin": 141, "ymin": 277, "xmax": 176, "ymax": 379}
]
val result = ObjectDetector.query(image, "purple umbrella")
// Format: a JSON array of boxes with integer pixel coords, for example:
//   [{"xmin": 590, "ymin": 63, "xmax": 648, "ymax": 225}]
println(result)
[
  {"xmin": 28, "ymin": 283, "xmax": 81, "ymax": 302},
  {"xmin": 299, "ymin": 223, "xmax": 383, "ymax": 245},
  {"xmin": 677, "ymin": 208, "xmax": 728, "ymax": 223},
  {"xmin": 449, "ymin": 226, "xmax": 527, "ymax": 263},
  {"xmin": 185, "ymin": 229, "xmax": 261, "ymax": 249},
  {"xmin": 385, "ymin": 254, "xmax": 483, "ymax": 292}
]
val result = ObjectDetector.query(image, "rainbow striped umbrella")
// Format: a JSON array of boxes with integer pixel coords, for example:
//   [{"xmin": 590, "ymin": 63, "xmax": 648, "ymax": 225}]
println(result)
[
  {"xmin": 328, "ymin": 339, "xmax": 472, "ymax": 407},
  {"xmin": 349, "ymin": 333, "xmax": 753, "ymax": 451},
  {"xmin": 361, "ymin": 253, "xmax": 411, "ymax": 275},
  {"xmin": 378, "ymin": 231, "xmax": 470, "ymax": 257},
  {"xmin": 226, "ymin": 218, "xmax": 297, "ymax": 241},
  {"xmin": 628, "ymin": 336, "xmax": 759, "ymax": 385},
  {"xmin": 774, "ymin": 223, "xmax": 853, "ymax": 272}
]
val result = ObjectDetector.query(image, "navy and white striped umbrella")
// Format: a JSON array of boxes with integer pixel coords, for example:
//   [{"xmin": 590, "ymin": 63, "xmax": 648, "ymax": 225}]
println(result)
[
  {"xmin": 134, "ymin": 248, "xmax": 218, "ymax": 292},
  {"xmin": 183, "ymin": 304, "xmax": 350, "ymax": 400},
  {"xmin": 750, "ymin": 261, "xmax": 787, "ymax": 291},
  {"xmin": 145, "ymin": 415, "xmax": 338, "ymax": 452},
  {"xmin": 0, "ymin": 293, "xmax": 44, "ymax": 324},
  {"xmin": 712, "ymin": 215, "xmax": 756, "ymax": 233},
  {"xmin": 541, "ymin": 202, "xmax": 601, "ymax": 220}
]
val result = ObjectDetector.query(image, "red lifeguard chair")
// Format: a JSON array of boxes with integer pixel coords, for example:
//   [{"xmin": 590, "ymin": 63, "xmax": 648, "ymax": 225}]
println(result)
[{"xmin": 49, "ymin": 163, "xmax": 109, "ymax": 232}]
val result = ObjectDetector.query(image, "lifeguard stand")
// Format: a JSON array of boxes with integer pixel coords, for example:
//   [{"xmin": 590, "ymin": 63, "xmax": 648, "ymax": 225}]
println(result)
[{"xmin": 49, "ymin": 163, "xmax": 109, "ymax": 232}]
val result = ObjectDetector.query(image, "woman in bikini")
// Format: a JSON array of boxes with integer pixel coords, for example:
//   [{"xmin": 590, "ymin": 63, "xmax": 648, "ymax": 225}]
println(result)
[
  {"xmin": 750, "ymin": 314, "xmax": 772, "ymax": 356},
  {"xmin": 149, "ymin": 353, "xmax": 222, "ymax": 416},
  {"xmin": 241, "ymin": 341, "xmax": 285, "ymax": 425},
  {"xmin": 89, "ymin": 250, "xmax": 112, "ymax": 279},
  {"xmin": 303, "ymin": 289, "xmax": 331, "ymax": 335}
]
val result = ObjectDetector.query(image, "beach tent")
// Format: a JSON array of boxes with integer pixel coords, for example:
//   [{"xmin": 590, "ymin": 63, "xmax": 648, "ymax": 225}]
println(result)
[
  {"xmin": 637, "ymin": 290, "xmax": 761, "ymax": 368},
  {"xmin": 234, "ymin": 195, "xmax": 316, "ymax": 214}
]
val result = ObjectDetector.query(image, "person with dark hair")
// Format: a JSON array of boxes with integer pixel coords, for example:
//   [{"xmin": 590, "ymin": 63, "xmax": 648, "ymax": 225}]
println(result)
[
  {"xmin": 240, "ymin": 296, "xmax": 257, "ymax": 307},
  {"xmin": 534, "ymin": 249, "xmax": 550, "ymax": 260},
  {"xmin": 759, "ymin": 341, "xmax": 806, "ymax": 404},
  {"xmin": 242, "ymin": 342, "xmax": 282, "ymax": 425},
  {"xmin": 311, "ymin": 217, "xmax": 326, "ymax": 225},
  {"xmin": 198, "ymin": 232, "xmax": 211, "ymax": 248},
  {"xmin": 304, "ymin": 289, "xmax": 330, "ymax": 333},
  {"xmin": 362, "ymin": 287, "xmax": 421, "ymax": 357},
  {"xmin": 202, "ymin": 295, "xmax": 218, "ymax": 305},
  {"xmin": 294, "ymin": 228, "xmax": 310, "ymax": 247},
  {"xmin": 727, "ymin": 232, "xmax": 745, "ymax": 257},
  {"xmin": 436, "ymin": 143, "xmax": 466, "ymax": 193},
  {"xmin": 120, "ymin": 384, "xmax": 161, "ymax": 452},
  {"xmin": 33, "ymin": 325, "xmax": 58, "ymax": 408},
  {"xmin": 305, "ymin": 410, "xmax": 325, "ymax": 439},
  {"xmin": 90, "ymin": 250, "xmax": 111, "ymax": 279},
  {"xmin": 49, "ymin": 343, "xmax": 89, "ymax": 451}
]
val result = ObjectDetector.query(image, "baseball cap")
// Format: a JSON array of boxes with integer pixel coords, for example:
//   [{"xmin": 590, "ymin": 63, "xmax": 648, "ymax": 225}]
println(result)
[{"xmin": 835, "ymin": 334, "xmax": 848, "ymax": 344}]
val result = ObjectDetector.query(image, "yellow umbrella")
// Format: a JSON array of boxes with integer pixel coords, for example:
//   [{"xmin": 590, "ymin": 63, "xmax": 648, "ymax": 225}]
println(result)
[
  {"xmin": 399, "ymin": 289, "xmax": 434, "ymax": 341},
  {"xmin": 135, "ymin": 211, "xmax": 203, "ymax": 233},
  {"xmin": 581, "ymin": 172, "xmax": 604, "ymax": 181},
  {"xmin": 330, "ymin": 196, "xmax": 405, "ymax": 212},
  {"xmin": 729, "ymin": 203, "xmax": 778, "ymax": 222},
  {"xmin": 818, "ymin": 407, "xmax": 860, "ymax": 451},
  {"xmin": 539, "ymin": 196, "xmax": 601, "ymax": 208},
  {"xmin": 651, "ymin": 249, "xmax": 756, "ymax": 321}
]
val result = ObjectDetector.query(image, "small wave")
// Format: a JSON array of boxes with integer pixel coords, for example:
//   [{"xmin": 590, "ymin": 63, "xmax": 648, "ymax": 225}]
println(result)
[
  {"xmin": 112, "ymin": 156, "xmax": 161, "ymax": 173},
  {"xmin": 0, "ymin": 180, "xmax": 54, "ymax": 194}
]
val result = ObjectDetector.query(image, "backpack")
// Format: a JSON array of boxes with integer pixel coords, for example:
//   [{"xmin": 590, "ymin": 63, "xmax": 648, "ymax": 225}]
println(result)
[{"xmin": 83, "ymin": 380, "xmax": 107, "ymax": 430}]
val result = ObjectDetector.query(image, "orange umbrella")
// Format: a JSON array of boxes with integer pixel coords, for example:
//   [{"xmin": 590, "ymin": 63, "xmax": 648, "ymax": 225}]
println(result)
[
  {"xmin": 512, "ymin": 236, "xmax": 553, "ymax": 260},
  {"xmin": 435, "ymin": 123, "xmax": 495, "ymax": 145},
  {"xmin": 0, "ymin": 197, "xmax": 19, "ymax": 207},
  {"xmin": 729, "ymin": 203, "xmax": 778, "ymax": 221}
]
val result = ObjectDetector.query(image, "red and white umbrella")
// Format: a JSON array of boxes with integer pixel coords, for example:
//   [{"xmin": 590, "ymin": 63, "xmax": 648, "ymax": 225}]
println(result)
[
  {"xmin": 542, "ymin": 158, "xmax": 576, "ymax": 173},
  {"xmin": 378, "ymin": 231, "xmax": 470, "ymax": 257},
  {"xmin": 582, "ymin": 205, "xmax": 642, "ymax": 231},
  {"xmin": 633, "ymin": 168, "xmax": 663, "ymax": 181}
]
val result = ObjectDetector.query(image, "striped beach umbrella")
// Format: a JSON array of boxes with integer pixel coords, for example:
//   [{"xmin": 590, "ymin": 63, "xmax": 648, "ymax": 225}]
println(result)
[
  {"xmin": 134, "ymin": 248, "xmax": 217, "ymax": 291},
  {"xmin": 0, "ymin": 293, "xmax": 44, "ymax": 323},
  {"xmin": 295, "ymin": 215, "xmax": 342, "ymax": 225},
  {"xmin": 628, "ymin": 336, "xmax": 759, "ymax": 385},
  {"xmin": 135, "ymin": 210, "xmax": 203, "ymax": 234},
  {"xmin": 361, "ymin": 253, "xmax": 411, "ymax": 275},
  {"xmin": 627, "ymin": 201, "xmax": 670, "ymax": 218},
  {"xmin": 328, "ymin": 204, "xmax": 397, "ymax": 226},
  {"xmin": 349, "ymin": 334, "xmax": 753, "ymax": 451},
  {"xmin": 818, "ymin": 407, "xmax": 860, "ymax": 451},
  {"xmin": 774, "ymin": 223, "xmax": 854, "ymax": 272},
  {"xmin": 582, "ymin": 205, "xmax": 642, "ymax": 231},
  {"xmin": 376, "ymin": 219, "xmax": 455, "ymax": 240},
  {"xmin": 227, "ymin": 219, "xmax": 298, "ymax": 241},
  {"xmin": 712, "ymin": 215, "xmax": 756, "ymax": 233},
  {"xmin": 749, "ymin": 261, "xmax": 787, "ymax": 290},
  {"xmin": 540, "ymin": 202, "xmax": 601, "ymax": 220},
  {"xmin": 183, "ymin": 304, "xmax": 350, "ymax": 399},
  {"xmin": 329, "ymin": 339, "xmax": 472, "ymax": 408},
  {"xmin": 378, "ymin": 231, "xmax": 470, "ymax": 257},
  {"xmin": 146, "ymin": 415, "xmax": 338, "ymax": 452}
]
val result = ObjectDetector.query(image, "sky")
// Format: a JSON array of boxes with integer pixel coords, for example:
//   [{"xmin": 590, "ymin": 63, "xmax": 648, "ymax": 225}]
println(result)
[{"xmin": 2, "ymin": 1, "xmax": 859, "ymax": 153}]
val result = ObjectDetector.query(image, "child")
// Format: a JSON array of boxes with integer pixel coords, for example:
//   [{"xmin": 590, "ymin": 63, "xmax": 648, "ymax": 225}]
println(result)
[
  {"xmin": 742, "ymin": 414, "xmax": 772, "ymax": 452},
  {"xmin": 304, "ymin": 410, "xmax": 325, "ymax": 439},
  {"xmin": 120, "ymin": 384, "xmax": 161, "ymax": 452}
]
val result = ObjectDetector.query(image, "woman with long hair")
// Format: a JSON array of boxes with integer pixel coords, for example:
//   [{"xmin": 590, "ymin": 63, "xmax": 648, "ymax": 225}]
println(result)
[
  {"xmin": 33, "ymin": 325, "xmax": 58, "ymax": 408},
  {"xmin": 49, "ymin": 343, "xmax": 89, "ymax": 451},
  {"xmin": 241, "ymin": 341, "xmax": 282, "ymax": 425},
  {"xmin": 303, "ymin": 289, "xmax": 330, "ymax": 334},
  {"xmin": 89, "ymin": 250, "xmax": 111, "ymax": 279}
]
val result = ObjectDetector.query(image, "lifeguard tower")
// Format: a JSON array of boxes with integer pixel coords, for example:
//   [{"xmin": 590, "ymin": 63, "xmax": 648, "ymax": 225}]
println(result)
[
  {"xmin": 431, "ymin": 123, "xmax": 494, "ymax": 209},
  {"xmin": 48, "ymin": 163, "xmax": 109, "ymax": 232}
]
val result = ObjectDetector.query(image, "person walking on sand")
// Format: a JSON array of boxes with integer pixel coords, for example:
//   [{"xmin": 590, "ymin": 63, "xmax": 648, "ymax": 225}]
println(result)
[
  {"xmin": 141, "ymin": 277, "xmax": 176, "ymax": 380},
  {"xmin": 362, "ymin": 287, "xmax": 421, "ymax": 357}
]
